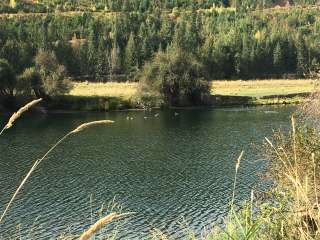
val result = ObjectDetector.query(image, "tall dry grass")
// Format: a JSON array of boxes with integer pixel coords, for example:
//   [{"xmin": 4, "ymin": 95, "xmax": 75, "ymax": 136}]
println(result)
[
  {"xmin": 263, "ymin": 117, "xmax": 320, "ymax": 239},
  {"xmin": 200, "ymin": 119, "xmax": 320, "ymax": 240},
  {"xmin": 79, "ymin": 212, "xmax": 133, "ymax": 240},
  {"xmin": 199, "ymin": 84, "xmax": 320, "ymax": 240}
]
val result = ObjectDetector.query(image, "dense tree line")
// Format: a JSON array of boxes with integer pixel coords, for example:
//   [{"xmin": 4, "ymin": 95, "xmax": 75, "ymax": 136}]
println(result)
[
  {"xmin": 0, "ymin": 5, "xmax": 319, "ymax": 105},
  {"xmin": 1, "ymin": 0, "xmax": 319, "ymax": 13},
  {"xmin": 0, "ymin": 8, "xmax": 318, "ymax": 82}
]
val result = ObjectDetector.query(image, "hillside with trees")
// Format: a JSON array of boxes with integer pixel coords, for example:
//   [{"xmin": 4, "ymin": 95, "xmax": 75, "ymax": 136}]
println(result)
[
  {"xmin": 1, "ymin": 0, "xmax": 319, "ymax": 13},
  {"xmin": 0, "ymin": 0, "xmax": 319, "ymax": 106}
]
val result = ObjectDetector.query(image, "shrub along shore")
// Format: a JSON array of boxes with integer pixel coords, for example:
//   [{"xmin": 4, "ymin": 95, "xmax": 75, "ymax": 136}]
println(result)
[
  {"xmin": 0, "ymin": 79, "xmax": 314, "ymax": 112},
  {"xmin": 51, "ymin": 79, "xmax": 317, "ymax": 111}
]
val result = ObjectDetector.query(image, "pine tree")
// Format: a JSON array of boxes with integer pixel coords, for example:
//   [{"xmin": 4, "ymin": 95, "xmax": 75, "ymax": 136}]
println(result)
[
  {"xmin": 39, "ymin": 21, "xmax": 50, "ymax": 50},
  {"xmin": 137, "ymin": 23, "xmax": 150, "ymax": 64},
  {"xmin": 87, "ymin": 22, "xmax": 100, "ymax": 78},
  {"xmin": 159, "ymin": 17, "xmax": 173, "ymax": 51},
  {"xmin": 1, "ymin": 39, "xmax": 20, "ymax": 73},
  {"xmin": 201, "ymin": 36, "xmax": 215, "ymax": 78},
  {"xmin": 296, "ymin": 34, "xmax": 307, "ymax": 76},
  {"xmin": 249, "ymin": 45, "xmax": 257, "ymax": 76},
  {"xmin": 111, "ymin": 40, "xmax": 122, "ymax": 74},
  {"xmin": 185, "ymin": 12, "xmax": 200, "ymax": 52},
  {"xmin": 141, "ymin": 36, "xmax": 153, "ymax": 62},
  {"xmin": 273, "ymin": 42, "xmax": 284, "ymax": 74},
  {"xmin": 95, "ymin": 36, "xmax": 108, "ymax": 80},
  {"xmin": 124, "ymin": 32, "xmax": 137, "ymax": 74},
  {"xmin": 122, "ymin": 0, "xmax": 131, "ymax": 12},
  {"xmin": 240, "ymin": 35, "xmax": 251, "ymax": 78},
  {"xmin": 172, "ymin": 21, "xmax": 187, "ymax": 50}
]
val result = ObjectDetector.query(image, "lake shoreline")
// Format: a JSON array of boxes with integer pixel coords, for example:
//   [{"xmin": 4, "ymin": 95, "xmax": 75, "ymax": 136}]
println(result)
[
  {"xmin": 0, "ymin": 93, "xmax": 309, "ymax": 114},
  {"xmin": 0, "ymin": 79, "xmax": 314, "ymax": 113},
  {"xmin": 49, "ymin": 92, "xmax": 310, "ymax": 111}
]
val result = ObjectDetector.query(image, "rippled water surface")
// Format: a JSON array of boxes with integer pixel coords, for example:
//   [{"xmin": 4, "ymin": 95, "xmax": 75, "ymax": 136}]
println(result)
[{"xmin": 0, "ymin": 106, "xmax": 294, "ymax": 239}]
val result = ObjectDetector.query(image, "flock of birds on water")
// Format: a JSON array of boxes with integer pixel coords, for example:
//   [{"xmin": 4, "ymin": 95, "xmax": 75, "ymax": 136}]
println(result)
[
  {"xmin": 125, "ymin": 109, "xmax": 278, "ymax": 120},
  {"xmin": 126, "ymin": 112, "xmax": 179, "ymax": 121}
]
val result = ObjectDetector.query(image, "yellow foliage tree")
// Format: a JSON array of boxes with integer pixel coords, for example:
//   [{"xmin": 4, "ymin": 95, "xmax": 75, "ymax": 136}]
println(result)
[
  {"xmin": 254, "ymin": 30, "xmax": 262, "ymax": 41},
  {"xmin": 9, "ymin": 0, "xmax": 16, "ymax": 8}
]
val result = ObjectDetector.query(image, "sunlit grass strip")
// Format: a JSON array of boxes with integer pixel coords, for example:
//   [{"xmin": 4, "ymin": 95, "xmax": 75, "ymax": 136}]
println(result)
[
  {"xmin": 211, "ymin": 79, "xmax": 315, "ymax": 97},
  {"xmin": 69, "ymin": 79, "xmax": 315, "ymax": 99},
  {"xmin": 0, "ymin": 119, "xmax": 114, "ymax": 224},
  {"xmin": 231, "ymin": 151, "xmax": 244, "ymax": 209},
  {"xmin": 69, "ymin": 82, "xmax": 138, "ymax": 100}
]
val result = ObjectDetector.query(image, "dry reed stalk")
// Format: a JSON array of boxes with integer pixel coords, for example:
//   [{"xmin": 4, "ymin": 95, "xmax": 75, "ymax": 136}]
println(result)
[
  {"xmin": 79, "ymin": 212, "xmax": 132, "ymax": 240},
  {"xmin": 0, "ymin": 159, "xmax": 39, "ymax": 223},
  {"xmin": 0, "ymin": 98, "xmax": 42, "ymax": 136},
  {"xmin": 285, "ymin": 173, "xmax": 310, "ymax": 207},
  {"xmin": 265, "ymin": 137, "xmax": 293, "ymax": 173},
  {"xmin": 300, "ymin": 85, "xmax": 320, "ymax": 120},
  {"xmin": 291, "ymin": 116, "xmax": 300, "ymax": 206},
  {"xmin": 70, "ymin": 120, "xmax": 114, "ymax": 134},
  {"xmin": 231, "ymin": 151, "xmax": 244, "ymax": 208},
  {"xmin": 0, "ymin": 120, "xmax": 114, "ymax": 224},
  {"xmin": 151, "ymin": 228, "xmax": 169, "ymax": 240},
  {"xmin": 312, "ymin": 153, "xmax": 319, "ymax": 212}
]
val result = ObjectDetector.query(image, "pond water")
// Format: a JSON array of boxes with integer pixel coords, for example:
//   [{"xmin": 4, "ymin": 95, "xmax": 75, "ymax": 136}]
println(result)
[{"xmin": 0, "ymin": 106, "xmax": 294, "ymax": 239}]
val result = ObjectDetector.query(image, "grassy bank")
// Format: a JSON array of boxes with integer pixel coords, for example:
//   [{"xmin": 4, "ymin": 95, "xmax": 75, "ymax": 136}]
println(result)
[
  {"xmin": 70, "ymin": 79, "xmax": 315, "ymax": 98},
  {"xmin": 69, "ymin": 82, "xmax": 138, "ymax": 100},
  {"xmin": 211, "ymin": 79, "xmax": 315, "ymax": 97},
  {"xmin": 60, "ymin": 79, "xmax": 316, "ymax": 110}
]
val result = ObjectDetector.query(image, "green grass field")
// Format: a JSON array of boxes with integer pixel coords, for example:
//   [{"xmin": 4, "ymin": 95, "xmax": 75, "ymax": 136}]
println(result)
[
  {"xmin": 69, "ymin": 79, "xmax": 316, "ymax": 99},
  {"xmin": 69, "ymin": 82, "xmax": 138, "ymax": 100},
  {"xmin": 211, "ymin": 79, "xmax": 316, "ymax": 97}
]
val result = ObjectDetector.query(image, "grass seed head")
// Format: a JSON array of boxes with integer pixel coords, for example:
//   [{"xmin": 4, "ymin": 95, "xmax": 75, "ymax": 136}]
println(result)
[
  {"xmin": 3, "ymin": 98, "xmax": 42, "ymax": 131},
  {"xmin": 79, "ymin": 212, "xmax": 133, "ymax": 240},
  {"xmin": 71, "ymin": 120, "xmax": 114, "ymax": 134}
]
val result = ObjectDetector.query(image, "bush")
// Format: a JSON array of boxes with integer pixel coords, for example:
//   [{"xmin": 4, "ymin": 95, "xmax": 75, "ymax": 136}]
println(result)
[
  {"xmin": 17, "ymin": 67, "xmax": 46, "ymax": 97},
  {"xmin": 0, "ymin": 59, "xmax": 16, "ymax": 96},
  {"xmin": 35, "ymin": 50, "xmax": 71, "ymax": 97},
  {"xmin": 138, "ymin": 48, "xmax": 211, "ymax": 107}
]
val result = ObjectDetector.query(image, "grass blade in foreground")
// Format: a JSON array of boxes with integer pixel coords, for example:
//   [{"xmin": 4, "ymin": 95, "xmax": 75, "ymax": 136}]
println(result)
[
  {"xmin": 0, "ymin": 98, "xmax": 42, "ymax": 136},
  {"xmin": 0, "ymin": 120, "xmax": 114, "ymax": 224},
  {"xmin": 79, "ymin": 212, "xmax": 133, "ymax": 240}
]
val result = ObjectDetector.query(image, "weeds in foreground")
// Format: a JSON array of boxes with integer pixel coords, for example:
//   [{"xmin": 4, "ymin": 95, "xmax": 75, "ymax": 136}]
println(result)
[
  {"xmin": 0, "ymin": 118, "xmax": 114, "ymax": 224},
  {"xmin": 79, "ymin": 212, "xmax": 133, "ymax": 240},
  {"xmin": 0, "ymin": 98, "xmax": 42, "ymax": 136},
  {"xmin": 205, "ymin": 114, "xmax": 320, "ymax": 240}
]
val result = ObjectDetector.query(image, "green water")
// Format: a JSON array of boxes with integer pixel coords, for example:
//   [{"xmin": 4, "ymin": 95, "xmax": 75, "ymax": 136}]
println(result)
[{"xmin": 0, "ymin": 106, "xmax": 294, "ymax": 239}]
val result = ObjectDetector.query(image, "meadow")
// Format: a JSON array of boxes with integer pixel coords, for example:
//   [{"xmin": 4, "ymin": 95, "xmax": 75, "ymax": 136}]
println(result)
[{"xmin": 69, "ymin": 79, "xmax": 316, "ymax": 100}]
